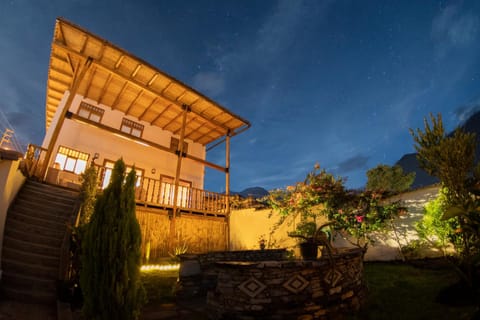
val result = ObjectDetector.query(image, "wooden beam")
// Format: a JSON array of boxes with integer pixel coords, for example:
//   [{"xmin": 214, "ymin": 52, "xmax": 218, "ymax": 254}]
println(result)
[
  {"xmin": 98, "ymin": 73, "xmax": 112, "ymax": 104},
  {"xmin": 110, "ymin": 81, "xmax": 128, "ymax": 110},
  {"xmin": 150, "ymin": 104, "xmax": 173, "ymax": 125},
  {"xmin": 131, "ymin": 64, "xmax": 142, "ymax": 78},
  {"xmin": 66, "ymin": 54, "xmax": 75, "ymax": 74},
  {"xmin": 50, "ymin": 66, "xmax": 73, "ymax": 78},
  {"xmin": 83, "ymin": 66, "xmax": 97, "ymax": 98},
  {"xmin": 51, "ymin": 41, "xmax": 247, "ymax": 136},
  {"xmin": 80, "ymin": 34, "xmax": 88, "ymax": 54},
  {"xmin": 115, "ymin": 55, "xmax": 124, "ymax": 69},
  {"xmin": 41, "ymin": 57, "xmax": 93, "ymax": 179},
  {"xmin": 49, "ymin": 76, "xmax": 71, "ymax": 88},
  {"xmin": 147, "ymin": 73, "xmax": 158, "ymax": 86},
  {"xmin": 225, "ymin": 133, "xmax": 231, "ymax": 250},
  {"xmin": 125, "ymin": 90, "xmax": 143, "ymax": 114},
  {"xmin": 163, "ymin": 112, "xmax": 182, "ymax": 131},
  {"xmin": 138, "ymin": 97, "xmax": 158, "ymax": 121}
]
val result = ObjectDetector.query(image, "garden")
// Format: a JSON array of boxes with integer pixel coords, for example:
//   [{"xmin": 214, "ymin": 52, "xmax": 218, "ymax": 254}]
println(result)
[{"xmin": 68, "ymin": 113, "xmax": 480, "ymax": 319}]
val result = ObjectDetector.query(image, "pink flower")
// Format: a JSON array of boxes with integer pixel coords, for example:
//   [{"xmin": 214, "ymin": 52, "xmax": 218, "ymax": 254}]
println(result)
[
  {"xmin": 355, "ymin": 215, "xmax": 364, "ymax": 223},
  {"xmin": 338, "ymin": 209, "xmax": 343, "ymax": 214}
]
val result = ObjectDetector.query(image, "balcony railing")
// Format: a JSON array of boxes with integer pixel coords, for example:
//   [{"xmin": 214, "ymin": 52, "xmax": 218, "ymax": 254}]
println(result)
[{"xmin": 23, "ymin": 144, "xmax": 228, "ymax": 216}]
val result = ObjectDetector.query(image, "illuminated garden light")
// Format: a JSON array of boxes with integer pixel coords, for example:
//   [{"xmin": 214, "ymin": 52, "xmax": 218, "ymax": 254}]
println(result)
[{"xmin": 140, "ymin": 263, "xmax": 180, "ymax": 272}]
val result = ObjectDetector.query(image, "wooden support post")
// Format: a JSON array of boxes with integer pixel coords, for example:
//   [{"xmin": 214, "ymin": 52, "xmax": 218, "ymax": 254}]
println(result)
[
  {"xmin": 169, "ymin": 104, "xmax": 189, "ymax": 250},
  {"xmin": 225, "ymin": 132, "xmax": 231, "ymax": 250},
  {"xmin": 41, "ymin": 57, "xmax": 93, "ymax": 180}
]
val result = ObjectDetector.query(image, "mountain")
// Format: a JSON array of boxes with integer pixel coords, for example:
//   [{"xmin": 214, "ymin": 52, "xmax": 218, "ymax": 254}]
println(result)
[
  {"xmin": 397, "ymin": 110, "xmax": 480, "ymax": 189},
  {"xmin": 232, "ymin": 187, "xmax": 269, "ymax": 199}
]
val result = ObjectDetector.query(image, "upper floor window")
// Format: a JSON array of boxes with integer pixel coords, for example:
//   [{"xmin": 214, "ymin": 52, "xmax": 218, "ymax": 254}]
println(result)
[
  {"xmin": 54, "ymin": 146, "xmax": 89, "ymax": 174},
  {"xmin": 121, "ymin": 118, "xmax": 144, "ymax": 138},
  {"xmin": 170, "ymin": 137, "xmax": 188, "ymax": 153},
  {"xmin": 78, "ymin": 101, "xmax": 104, "ymax": 123}
]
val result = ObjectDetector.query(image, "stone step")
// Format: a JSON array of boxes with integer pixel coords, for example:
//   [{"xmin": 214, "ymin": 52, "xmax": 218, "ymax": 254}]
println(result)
[
  {"xmin": 1, "ymin": 286, "xmax": 57, "ymax": 304},
  {"xmin": 2, "ymin": 246, "xmax": 59, "ymax": 269},
  {"xmin": 2, "ymin": 258, "xmax": 58, "ymax": 280},
  {"xmin": 5, "ymin": 227, "xmax": 63, "ymax": 248},
  {"xmin": 7, "ymin": 209, "xmax": 69, "ymax": 230},
  {"xmin": 6, "ymin": 218, "xmax": 65, "ymax": 240},
  {"xmin": 8, "ymin": 204, "xmax": 73, "ymax": 221},
  {"xmin": 14, "ymin": 196, "xmax": 76, "ymax": 213},
  {"xmin": 24, "ymin": 180, "xmax": 79, "ymax": 198},
  {"xmin": 2, "ymin": 235, "xmax": 60, "ymax": 257},
  {"xmin": 2, "ymin": 271, "xmax": 57, "ymax": 293},
  {"xmin": 20, "ymin": 184, "xmax": 78, "ymax": 203}
]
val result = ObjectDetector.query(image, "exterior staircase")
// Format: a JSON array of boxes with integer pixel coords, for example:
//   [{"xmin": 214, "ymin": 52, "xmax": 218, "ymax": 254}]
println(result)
[{"xmin": 1, "ymin": 180, "xmax": 79, "ymax": 303}]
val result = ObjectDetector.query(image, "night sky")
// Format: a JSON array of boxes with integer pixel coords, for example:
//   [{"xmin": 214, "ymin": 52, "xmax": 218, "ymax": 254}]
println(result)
[{"xmin": 1, "ymin": 1, "xmax": 479, "ymax": 192}]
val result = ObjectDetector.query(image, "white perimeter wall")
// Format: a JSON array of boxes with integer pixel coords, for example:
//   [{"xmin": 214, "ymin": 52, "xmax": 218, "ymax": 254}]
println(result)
[
  {"xmin": 0, "ymin": 158, "xmax": 26, "ymax": 276},
  {"xmin": 230, "ymin": 185, "xmax": 441, "ymax": 261}
]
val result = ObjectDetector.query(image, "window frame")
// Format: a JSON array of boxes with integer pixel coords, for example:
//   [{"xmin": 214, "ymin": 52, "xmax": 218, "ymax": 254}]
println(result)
[
  {"xmin": 120, "ymin": 118, "xmax": 144, "ymax": 138},
  {"xmin": 54, "ymin": 146, "xmax": 90, "ymax": 174},
  {"xmin": 77, "ymin": 101, "xmax": 105, "ymax": 123},
  {"xmin": 170, "ymin": 137, "xmax": 188, "ymax": 154}
]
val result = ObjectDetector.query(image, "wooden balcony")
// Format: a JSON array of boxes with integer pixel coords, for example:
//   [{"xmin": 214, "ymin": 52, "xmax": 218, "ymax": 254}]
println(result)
[{"xmin": 23, "ymin": 144, "xmax": 228, "ymax": 217}]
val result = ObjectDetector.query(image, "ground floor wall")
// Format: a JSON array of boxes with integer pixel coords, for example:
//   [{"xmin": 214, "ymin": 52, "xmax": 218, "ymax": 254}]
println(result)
[{"xmin": 136, "ymin": 207, "xmax": 227, "ymax": 262}]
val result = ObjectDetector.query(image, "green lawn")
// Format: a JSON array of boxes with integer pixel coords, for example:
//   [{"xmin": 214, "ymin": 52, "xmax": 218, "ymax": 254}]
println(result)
[
  {"xmin": 139, "ymin": 261, "xmax": 479, "ymax": 319},
  {"xmin": 355, "ymin": 261, "xmax": 478, "ymax": 320}
]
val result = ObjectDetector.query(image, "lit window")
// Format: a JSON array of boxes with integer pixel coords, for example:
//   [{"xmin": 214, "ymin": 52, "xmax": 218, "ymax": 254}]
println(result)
[
  {"xmin": 170, "ymin": 137, "xmax": 188, "ymax": 153},
  {"xmin": 54, "ymin": 146, "xmax": 89, "ymax": 174},
  {"xmin": 77, "ymin": 101, "xmax": 104, "ymax": 123},
  {"xmin": 120, "ymin": 118, "xmax": 144, "ymax": 138},
  {"xmin": 101, "ymin": 160, "xmax": 143, "ymax": 189}
]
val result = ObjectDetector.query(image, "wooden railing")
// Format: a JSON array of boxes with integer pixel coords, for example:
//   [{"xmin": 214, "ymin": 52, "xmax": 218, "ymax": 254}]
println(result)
[
  {"xmin": 23, "ymin": 143, "xmax": 48, "ymax": 178},
  {"xmin": 136, "ymin": 176, "xmax": 227, "ymax": 215},
  {"xmin": 21, "ymin": 146, "xmax": 228, "ymax": 216},
  {"xmin": 95, "ymin": 166, "xmax": 227, "ymax": 215}
]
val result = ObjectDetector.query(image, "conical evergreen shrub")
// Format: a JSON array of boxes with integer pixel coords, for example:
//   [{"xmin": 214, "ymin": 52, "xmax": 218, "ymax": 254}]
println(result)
[{"xmin": 80, "ymin": 159, "xmax": 145, "ymax": 320}]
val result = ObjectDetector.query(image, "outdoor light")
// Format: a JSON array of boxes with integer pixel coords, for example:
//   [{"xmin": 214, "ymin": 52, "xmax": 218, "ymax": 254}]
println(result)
[
  {"xmin": 140, "ymin": 263, "xmax": 180, "ymax": 272},
  {"xmin": 93, "ymin": 152, "xmax": 99, "ymax": 160},
  {"xmin": 151, "ymin": 168, "xmax": 156, "ymax": 174}
]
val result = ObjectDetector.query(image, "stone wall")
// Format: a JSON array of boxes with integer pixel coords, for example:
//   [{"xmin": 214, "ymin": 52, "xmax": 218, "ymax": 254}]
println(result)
[
  {"xmin": 177, "ymin": 248, "xmax": 365, "ymax": 320},
  {"xmin": 177, "ymin": 249, "xmax": 287, "ymax": 298}
]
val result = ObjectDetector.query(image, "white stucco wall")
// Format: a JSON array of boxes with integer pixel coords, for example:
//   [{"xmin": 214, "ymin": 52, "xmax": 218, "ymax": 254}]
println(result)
[
  {"xmin": 0, "ymin": 158, "xmax": 26, "ymax": 277},
  {"xmin": 230, "ymin": 185, "xmax": 442, "ymax": 261},
  {"xmin": 42, "ymin": 93, "xmax": 206, "ymax": 188}
]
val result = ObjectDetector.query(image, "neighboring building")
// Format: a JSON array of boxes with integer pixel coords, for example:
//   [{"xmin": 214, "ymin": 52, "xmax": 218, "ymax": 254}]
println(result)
[{"xmin": 34, "ymin": 18, "xmax": 250, "ymax": 220}]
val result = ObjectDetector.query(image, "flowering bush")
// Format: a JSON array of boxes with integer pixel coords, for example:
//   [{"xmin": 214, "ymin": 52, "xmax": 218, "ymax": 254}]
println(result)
[{"xmin": 268, "ymin": 164, "xmax": 403, "ymax": 251}]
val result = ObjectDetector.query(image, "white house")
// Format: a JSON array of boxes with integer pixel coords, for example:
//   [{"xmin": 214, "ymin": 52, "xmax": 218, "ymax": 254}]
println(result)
[{"xmin": 35, "ymin": 18, "xmax": 250, "ymax": 218}]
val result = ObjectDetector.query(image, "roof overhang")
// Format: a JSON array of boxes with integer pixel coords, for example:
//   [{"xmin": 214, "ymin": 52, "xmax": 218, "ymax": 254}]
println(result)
[{"xmin": 45, "ymin": 18, "xmax": 250, "ymax": 146}]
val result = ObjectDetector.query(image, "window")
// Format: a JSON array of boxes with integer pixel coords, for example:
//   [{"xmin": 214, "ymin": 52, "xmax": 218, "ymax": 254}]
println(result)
[
  {"xmin": 170, "ymin": 137, "xmax": 188, "ymax": 153},
  {"xmin": 120, "ymin": 118, "xmax": 144, "ymax": 138},
  {"xmin": 160, "ymin": 175, "xmax": 191, "ymax": 207},
  {"xmin": 101, "ymin": 160, "xmax": 144, "ymax": 189},
  {"xmin": 77, "ymin": 101, "xmax": 105, "ymax": 122},
  {"xmin": 54, "ymin": 146, "xmax": 89, "ymax": 174}
]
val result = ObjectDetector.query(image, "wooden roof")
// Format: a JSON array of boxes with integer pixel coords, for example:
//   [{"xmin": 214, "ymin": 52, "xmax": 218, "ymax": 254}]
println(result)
[{"xmin": 45, "ymin": 18, "xmax": 250, "ymax": 146}]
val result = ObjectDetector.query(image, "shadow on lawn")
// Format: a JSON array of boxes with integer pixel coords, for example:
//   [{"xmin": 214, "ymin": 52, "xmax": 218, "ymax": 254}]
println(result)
[{"xmin": 354, "ymin": 258, "xmax": 480, "ymax": 320}]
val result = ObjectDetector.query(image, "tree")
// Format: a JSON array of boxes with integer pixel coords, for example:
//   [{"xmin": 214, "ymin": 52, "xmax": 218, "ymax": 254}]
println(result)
[
  {"xmin": 411, "ymin": 113, "xmax": 480, "ymax": 285},
  {"xmin": 80, "ymin": 159, "xmax": 145, "ymax": 319},
  {"xmin": 366, "ymin": 164, "xmax": 415, "ymax": 193},
  {"xmin": 78, "ymin": 165, "xmax": 98, "ymax": 226}
]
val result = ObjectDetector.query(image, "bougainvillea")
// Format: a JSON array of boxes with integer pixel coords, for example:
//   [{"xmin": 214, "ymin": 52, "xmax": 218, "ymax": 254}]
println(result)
[{"xmin": 268, "ymin": 164, "xmax": 403, "ymax": 251}]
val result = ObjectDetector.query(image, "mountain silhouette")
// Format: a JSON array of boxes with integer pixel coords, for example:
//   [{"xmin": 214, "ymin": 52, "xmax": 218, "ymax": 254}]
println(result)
[{"xmin": 231, "ymin": 187, "xmax": 269, "ymax": 199}]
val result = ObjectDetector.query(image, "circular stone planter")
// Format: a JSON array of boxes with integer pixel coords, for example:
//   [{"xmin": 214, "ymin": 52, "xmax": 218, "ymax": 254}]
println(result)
[{"xmin": 206, "ymin": 248, "xmax": 365, "ymax": 320}]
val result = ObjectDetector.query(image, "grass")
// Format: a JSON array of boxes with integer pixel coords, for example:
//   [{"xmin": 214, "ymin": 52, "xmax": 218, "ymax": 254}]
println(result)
[
  {"xmin": 355, "ymin": 260, "xmax": 478, "ymax": 320},
  {"xmin": 138, "ymin": 260, "xmax": 479, "ymax": 319},
  {"xmin": 140, "ymin": 269, "xmax": 178, "ymax": 306}
]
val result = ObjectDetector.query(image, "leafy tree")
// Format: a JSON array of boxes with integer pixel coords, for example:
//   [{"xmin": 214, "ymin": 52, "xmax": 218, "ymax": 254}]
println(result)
[
  {"xmin": 411, "ymin": 113, "xmax": 480, "ymax": 285},
  {"xmin": 415, "ymin": 188, "xmax": 457, "ymax": 257},
  {"xmin": 366, "ymin": 164, "xmax": 415, "ymax": 193},
  {"xmin": 80, "ymin": 159, "xmax": 145, "ymax": 319}
]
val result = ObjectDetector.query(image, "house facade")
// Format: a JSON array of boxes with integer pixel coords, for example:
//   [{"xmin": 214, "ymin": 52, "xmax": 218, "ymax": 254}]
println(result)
[
  {"xmin": 22, "ymin": 18, "xmax": 251, "ymax": 256},
  {"xmin": 37, "ymin": 18, "xmax": 250, "ymax": 221}
]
